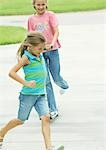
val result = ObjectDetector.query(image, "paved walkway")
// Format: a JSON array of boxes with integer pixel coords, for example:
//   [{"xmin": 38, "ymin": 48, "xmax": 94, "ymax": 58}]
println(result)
[
  {"xmin": 0, "ymin": 10, "xmax": 106, "ymax": 27},
  {"xmin": 0, "ymin": 10, "xmax": 106, "ymax": 150}
]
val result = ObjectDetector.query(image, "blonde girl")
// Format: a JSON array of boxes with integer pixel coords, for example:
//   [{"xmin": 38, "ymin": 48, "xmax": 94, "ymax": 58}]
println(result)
[{"xmin": 0, "ymin": 32, "xmax": 64, "ymax": 150}]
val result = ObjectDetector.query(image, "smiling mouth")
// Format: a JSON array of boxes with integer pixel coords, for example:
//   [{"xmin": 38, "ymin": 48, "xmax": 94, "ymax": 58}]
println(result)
[{"xmin": 38, "ymin": 9, "xmax": 44, "ymax": 11}]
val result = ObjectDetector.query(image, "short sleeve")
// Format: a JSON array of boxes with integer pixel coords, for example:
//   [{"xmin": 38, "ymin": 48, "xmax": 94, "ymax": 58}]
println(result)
[
  {"xmin": 49, "ymin": 12, "xmax": 58, "ymax": 28},
  {"xmin": 27, "ymin": 16, "xmax": 35, "ymax": 32}
]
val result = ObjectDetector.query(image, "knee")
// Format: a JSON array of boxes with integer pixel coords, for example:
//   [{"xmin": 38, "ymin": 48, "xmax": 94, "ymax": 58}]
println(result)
[
  {"xmin": 41, "ymin": 115, "xmax": 50, "ymax": 124},
  {"xmin": 17, "ymin": 119, "xmax": 24, "ymax": 125},
  {"xmin": 13, "ymin": 118, "xmax": 24, "ymax": 125},
  {"xmin": 53, "ymin": 77, "xmax": 60, "ymax": 83}
]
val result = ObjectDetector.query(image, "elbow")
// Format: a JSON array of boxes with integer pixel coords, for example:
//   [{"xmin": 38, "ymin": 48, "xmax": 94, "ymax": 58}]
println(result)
[
  {"xmin": 8, "ymin": 70, "xmax": 14, "ymax": 78},
  {"xmin": 8, "ymin": 71, "xmax": 12, "ymax": 77}
]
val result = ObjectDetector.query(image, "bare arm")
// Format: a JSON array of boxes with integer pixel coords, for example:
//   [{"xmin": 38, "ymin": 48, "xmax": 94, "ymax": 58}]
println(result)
[
  {"xmin": 9, "ymin": 56, "xmax": 36, "ymax": 88},
  {"xmin": 51, "ymin": 25, "xmax": 59, "ymax": 46}
]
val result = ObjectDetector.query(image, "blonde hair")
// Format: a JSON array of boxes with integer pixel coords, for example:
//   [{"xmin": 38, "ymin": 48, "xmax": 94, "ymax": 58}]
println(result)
[
  {"xmin": 32, "ymin": 0, "xmax": 48, "ymax": 9},
  {"xmin": 33, "ymin": 0, "xmax": 47, "ymax": 5},
  {"xmin": 17, "ymin": 32, "xmax": 46, "ymax": 57}
]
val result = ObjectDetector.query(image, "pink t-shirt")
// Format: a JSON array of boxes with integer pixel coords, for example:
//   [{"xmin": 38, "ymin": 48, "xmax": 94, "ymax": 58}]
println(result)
[{"xmin": 28, "ymin": 11, "xmax": 61, "ymax": 50}]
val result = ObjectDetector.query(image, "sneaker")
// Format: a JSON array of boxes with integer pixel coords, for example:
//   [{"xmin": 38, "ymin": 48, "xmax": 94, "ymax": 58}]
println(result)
[
  {"xmin": 50, "ymin": 111, "xmax": 59, "ymax": 120},
  {"xmin": 59, "ymin": 88, "xmax": 67, "ymax": 95},
  {"xmin": 52, "ymin": 145, "xmax": 64, "ymax": 150}
]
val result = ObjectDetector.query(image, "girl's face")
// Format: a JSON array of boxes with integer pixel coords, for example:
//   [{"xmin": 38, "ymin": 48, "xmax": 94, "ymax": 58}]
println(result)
[
  {"xmin": 30, "ymin": 43, "xmax": 45, "ymax": 57},
  {"xmin": 34, "ymin": 0, "xmax": 47, "ymax": 15}
]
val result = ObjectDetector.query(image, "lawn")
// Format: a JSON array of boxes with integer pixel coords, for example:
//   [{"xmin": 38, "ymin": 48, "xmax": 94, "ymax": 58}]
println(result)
[
  {"xmin": 0, "ymin": 0, "xmax": 105, "ymax": 15},
  {"xmin": 0, "ymin": 26, "xmax": 27, "ymax": 45}
]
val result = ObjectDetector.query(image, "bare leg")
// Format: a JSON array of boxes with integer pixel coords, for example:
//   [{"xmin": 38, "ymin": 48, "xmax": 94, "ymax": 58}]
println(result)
[
  {"xmin": 41, "ymin": 116, "xmax": 52, "ymax": 150},
  {"xmin": 0, "ymin": 118, "xmax": 23, "ymax": 140}
]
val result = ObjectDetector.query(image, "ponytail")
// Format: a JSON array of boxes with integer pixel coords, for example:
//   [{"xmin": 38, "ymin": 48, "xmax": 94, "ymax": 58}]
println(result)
[{"xmin": 17, "ymin": 38, "xmax": 28, "ymax": 58}]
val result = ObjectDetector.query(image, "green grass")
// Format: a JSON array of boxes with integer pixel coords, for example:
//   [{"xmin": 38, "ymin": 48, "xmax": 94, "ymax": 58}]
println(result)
[
  {"xmin": 0, "ymin": 26, "xmax": 27, "ymax": 45},
  {"xmin": 0, "ymin": 0, "xmax": 106, "ymax": 15},
  {"xmin": 48, "ymin": 0, "xmax": 106, "ymax": 13}
]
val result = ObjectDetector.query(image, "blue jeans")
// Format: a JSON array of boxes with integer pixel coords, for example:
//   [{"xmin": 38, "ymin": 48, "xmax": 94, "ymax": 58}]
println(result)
[{"xmin": 43, "ymin": 49, "xmax": 69, "ymax": 112}]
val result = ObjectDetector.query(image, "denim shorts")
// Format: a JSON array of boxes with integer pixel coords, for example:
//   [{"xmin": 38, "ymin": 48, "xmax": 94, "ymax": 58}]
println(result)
[{"xmin": 18, "ymin": 93, "xmax": 49, "ymax": 121}]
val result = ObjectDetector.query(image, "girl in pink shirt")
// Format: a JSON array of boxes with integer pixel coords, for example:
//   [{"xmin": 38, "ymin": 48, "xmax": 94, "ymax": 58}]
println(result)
[{"xmin": 28, "ymin": 0, "xmax": 69, "ymax": 121}]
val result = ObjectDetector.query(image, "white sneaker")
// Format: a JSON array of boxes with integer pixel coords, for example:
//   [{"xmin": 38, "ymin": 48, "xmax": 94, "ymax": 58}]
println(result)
[
  {"xmin": 50, "ymin": 111, "xmax": 59, "ymax": 120},
  {"xmin": 52, "ymin": 145, "xmax": 64, "ymax": 150},
  {"xmin": 59, "ymin": 88, "xmax": 67, "ymax": 95}
]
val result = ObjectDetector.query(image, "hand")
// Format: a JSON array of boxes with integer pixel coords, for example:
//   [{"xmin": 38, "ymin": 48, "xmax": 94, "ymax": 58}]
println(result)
[
  {"xmin": 24, "ymin": 80, "xmax": 36, "ymax": 88},
  {"xmin": 50, "ymin": 44, "xmax": 53, "ymax": 49},
  {"xmin": 45, "ymin": 44, "xmax": 53, "ymax": 50}
]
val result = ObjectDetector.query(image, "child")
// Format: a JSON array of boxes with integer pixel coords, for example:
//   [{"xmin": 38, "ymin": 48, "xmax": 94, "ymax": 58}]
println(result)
[
  {"xmin": 28, "ymin": 0, "xmax": 69, "ymax": 120},
  {"xmin": 0, "ymin": 32, "xmax": 64, "ymax": 150}
]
